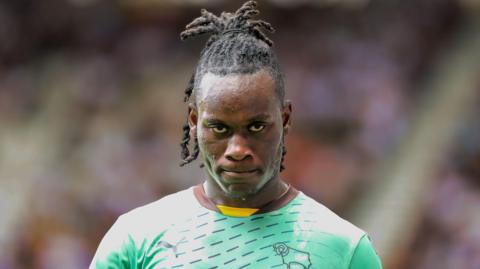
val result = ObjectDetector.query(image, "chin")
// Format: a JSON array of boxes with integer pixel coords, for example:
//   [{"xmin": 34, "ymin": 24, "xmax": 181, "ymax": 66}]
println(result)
[
  {"xmin": 225, "ymin": 178, "xmax": 273, "ymax": 199},
  {"xmin": 210, "ymin": 171, "xmax": 269, "ymax": 198},
  {"xmin": 223, "ymin": 182, "xmax": 258, "ymax": 199}
]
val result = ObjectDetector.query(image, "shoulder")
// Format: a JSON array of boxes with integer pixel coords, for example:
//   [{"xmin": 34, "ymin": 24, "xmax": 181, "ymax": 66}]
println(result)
[
  {"xmin": 292, "ymin": 192, "xmax": 382, "ymax": 268},
  {"xmin": 89, "ymin": 188, "xmax": 199, "ymax": 268},
  {"xmin": 116, "ymin": 187, "xmax": 198, "ymax": 237},
  {"xmin": 296, "ymin": 192, "xmax": 366, "ymax": 240}
]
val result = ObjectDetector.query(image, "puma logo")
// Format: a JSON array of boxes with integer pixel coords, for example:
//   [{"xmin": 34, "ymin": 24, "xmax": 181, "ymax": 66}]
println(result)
[{"xmin": 157, "ymin": 237, "xmax": 185, "ymax": 258}]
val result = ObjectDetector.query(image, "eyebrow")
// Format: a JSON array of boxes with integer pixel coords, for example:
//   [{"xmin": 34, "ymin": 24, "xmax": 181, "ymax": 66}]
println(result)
[
  {"xmin": 203, "ymin": 114, "xmax": 272, "ymax": 125},
  {"xmin": 203, "ymin": 118, "xmax": 224, "ymax": 125}
]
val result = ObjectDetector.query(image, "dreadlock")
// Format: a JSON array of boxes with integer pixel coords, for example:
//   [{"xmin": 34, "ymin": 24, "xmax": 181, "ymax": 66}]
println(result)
[{"xmin": 179, "ymin": 1, "xmax": 287, "ymax": 171}]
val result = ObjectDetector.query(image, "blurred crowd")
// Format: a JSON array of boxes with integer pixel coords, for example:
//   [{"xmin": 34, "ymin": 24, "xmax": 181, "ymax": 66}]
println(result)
[
  {"xmin": 0, "ymin": 0, "xmax": 478, "ymax": 268},
  {"xmin": 405, "ymin": 106, "xmax": 480, "ymax": 269}
]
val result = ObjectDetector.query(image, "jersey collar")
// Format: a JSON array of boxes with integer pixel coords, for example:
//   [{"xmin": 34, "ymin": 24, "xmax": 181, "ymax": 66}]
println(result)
[{"xmin": 193, "ymin": 183, "xmax": 299, "ymax": 217}]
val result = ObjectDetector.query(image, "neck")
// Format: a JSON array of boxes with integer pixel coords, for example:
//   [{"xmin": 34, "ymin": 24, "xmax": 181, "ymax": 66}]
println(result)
[{"xmin": 204, "ymin": 175, "xmax": 288, "ymax": 208}]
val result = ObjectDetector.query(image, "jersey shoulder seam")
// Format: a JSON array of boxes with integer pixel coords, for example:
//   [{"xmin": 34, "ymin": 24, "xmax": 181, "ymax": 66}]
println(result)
[{"xmin": 345, "ymin": 233, "xmax": 367, "ymax": 269}]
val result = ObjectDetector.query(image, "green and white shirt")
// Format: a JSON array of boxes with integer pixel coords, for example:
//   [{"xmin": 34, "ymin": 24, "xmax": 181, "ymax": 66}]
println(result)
[{"xmin": 90, "ymin": 186, "xmax": 382, "ymax": 269}]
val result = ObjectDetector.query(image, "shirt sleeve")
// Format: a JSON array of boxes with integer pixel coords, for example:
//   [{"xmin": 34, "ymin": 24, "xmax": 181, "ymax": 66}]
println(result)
[
  {"xmin": 89, "ymin": 216, "xmax": 137, "ymax": 269},
  {"xmin": 348, "ymin": 234, "xmax": 383, "ymax": 269}
]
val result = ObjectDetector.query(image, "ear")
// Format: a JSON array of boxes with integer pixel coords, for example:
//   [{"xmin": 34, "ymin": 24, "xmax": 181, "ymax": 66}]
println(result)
[
  {"xmin": 188, "ymin": 104, "xmax": 198, "ymax": 137},
  {"xmin": 282, "ymin": 100, "xmax": 292, "ymax": 135}
]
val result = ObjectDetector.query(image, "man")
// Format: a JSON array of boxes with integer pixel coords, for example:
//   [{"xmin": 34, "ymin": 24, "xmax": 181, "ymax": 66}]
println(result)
[{"xmin": 90, "ymin": 1, "xmax": 383, "ymax": 268}]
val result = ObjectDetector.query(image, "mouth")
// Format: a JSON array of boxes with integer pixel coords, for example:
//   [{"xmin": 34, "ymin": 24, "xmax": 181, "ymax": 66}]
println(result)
[{"xmin": 221, "ymin": 169, "xmax": 259, "ymax": 179}]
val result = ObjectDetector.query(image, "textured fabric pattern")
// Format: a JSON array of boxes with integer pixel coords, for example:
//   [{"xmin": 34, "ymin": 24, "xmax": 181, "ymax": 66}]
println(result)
[{"xmin": 90, "ymin": 187, "xmax": 382, "ymax": 269}]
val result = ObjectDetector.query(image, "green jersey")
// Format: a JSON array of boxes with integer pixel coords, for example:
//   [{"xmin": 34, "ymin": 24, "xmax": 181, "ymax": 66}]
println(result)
[{"xmin": 90, "ymin": 187, "xmax": 382, "ymax": 269}]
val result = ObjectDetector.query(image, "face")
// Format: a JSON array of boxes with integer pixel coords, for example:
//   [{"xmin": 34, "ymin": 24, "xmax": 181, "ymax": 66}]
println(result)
[{"xmin": 188, "ymin": 69, "xmax": 291, "ymax": 199}]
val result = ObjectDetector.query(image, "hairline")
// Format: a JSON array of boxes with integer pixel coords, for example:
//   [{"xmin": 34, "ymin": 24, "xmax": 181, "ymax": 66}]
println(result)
[{"xmin": 192, "ymin": 66, "xmax": 285, "ymax": 108}]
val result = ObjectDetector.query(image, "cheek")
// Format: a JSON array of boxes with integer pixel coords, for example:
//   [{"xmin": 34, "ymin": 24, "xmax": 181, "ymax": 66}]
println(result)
[
  {"xmin": 258, "ymin": 130, "xmax": 283, "ymax": 164},
  {"xmin": 198, "ymin": 131, "xmax": 224, "ymax": 162}
]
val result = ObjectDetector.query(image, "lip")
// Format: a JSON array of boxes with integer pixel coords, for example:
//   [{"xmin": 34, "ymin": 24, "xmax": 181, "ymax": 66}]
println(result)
[{"xmin": 222, "ymin": 169, "xmax": 258, "ymax": 178}]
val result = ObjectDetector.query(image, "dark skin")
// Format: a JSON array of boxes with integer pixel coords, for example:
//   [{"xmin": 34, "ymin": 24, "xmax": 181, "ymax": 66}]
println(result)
[{"xmin": 188, "ymin": 69, "xmax": 292, "ymax": 208}]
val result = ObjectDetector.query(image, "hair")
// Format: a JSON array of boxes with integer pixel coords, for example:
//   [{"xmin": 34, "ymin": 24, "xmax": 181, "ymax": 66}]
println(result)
[{"xmin": 179, "ymin": 0, "xmax": 287, "ymax": 171}]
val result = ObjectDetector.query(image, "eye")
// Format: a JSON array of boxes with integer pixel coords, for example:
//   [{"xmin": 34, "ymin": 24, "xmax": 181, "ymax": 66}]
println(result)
[
  {"xmin": 249, "ymin": 123, "xmax": 265, "ymax": 133},
  {"xmin": 211, "ymin": 125, "xmax": 228, "ymax": 134}
]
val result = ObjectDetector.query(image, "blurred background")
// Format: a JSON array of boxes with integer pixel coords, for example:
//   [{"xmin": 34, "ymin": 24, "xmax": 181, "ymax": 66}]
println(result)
[{"xmin": 0, "ymin": 0, "xmax": 479, "ymax": 268}]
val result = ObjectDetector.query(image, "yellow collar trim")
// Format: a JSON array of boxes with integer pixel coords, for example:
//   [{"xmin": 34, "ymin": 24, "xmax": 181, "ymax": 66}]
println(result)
[{"xmin": 216, "ymin": 205, "xmax": 259, "ymax": 217}]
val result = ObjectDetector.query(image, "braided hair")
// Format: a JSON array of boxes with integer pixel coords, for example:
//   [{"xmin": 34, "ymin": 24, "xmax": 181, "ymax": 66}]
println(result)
[{"xmin": 179, "ymin": 1, "xmax": 287, "ymax": 171}]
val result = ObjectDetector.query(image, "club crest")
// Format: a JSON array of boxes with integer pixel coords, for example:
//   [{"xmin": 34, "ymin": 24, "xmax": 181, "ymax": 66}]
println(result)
[{"xmin": 273, "ymin": 242, "xmax": 312, "ymax": 269}]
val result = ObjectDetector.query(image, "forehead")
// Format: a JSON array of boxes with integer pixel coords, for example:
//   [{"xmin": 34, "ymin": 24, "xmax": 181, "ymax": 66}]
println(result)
[{"xmin": 197, "ymin": 70, "xmax": 280, "ymax": 119}]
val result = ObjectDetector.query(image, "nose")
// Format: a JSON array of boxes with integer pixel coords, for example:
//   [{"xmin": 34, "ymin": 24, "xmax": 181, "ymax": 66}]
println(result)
[{"xmin": 225, "ymin": 134, "xmax": 252, "ymax": 161}]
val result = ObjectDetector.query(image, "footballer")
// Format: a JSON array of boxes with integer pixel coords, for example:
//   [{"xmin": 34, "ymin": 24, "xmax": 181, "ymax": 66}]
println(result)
[{"xmin": 90, "ymin": 2, "xmax": 383, "ymax": 268}]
